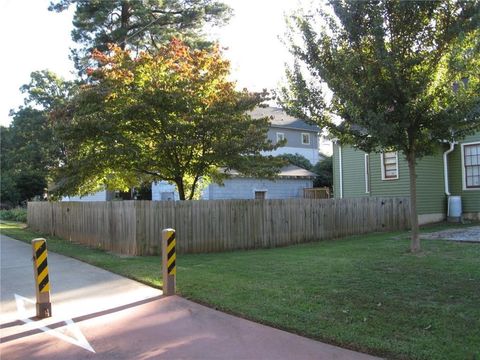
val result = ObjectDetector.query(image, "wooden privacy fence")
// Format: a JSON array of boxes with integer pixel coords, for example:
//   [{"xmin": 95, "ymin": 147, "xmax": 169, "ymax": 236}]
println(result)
[
  {"xmin": 28, "ymin": 197, "xmax": 410, "ymax": 256},
  {"xmin": 303, "ymin": 187, "xmax": 331, "ymax": 199}
]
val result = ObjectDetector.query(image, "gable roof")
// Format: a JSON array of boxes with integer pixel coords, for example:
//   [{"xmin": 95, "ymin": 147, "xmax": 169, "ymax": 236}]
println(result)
[{"xmin": 250, "ymin": 107, "xmax": 320, "ymax": 132}]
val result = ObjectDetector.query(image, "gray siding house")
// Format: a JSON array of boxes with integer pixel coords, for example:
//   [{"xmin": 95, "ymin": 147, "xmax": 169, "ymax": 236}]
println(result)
[
  {"xmin": 203, "ymin": 166, "xmax": 315, "ymax": 200},
  {"xmin": 65, "ymin": 107, "xmax": 321, "ymax": 201},
  {"xmin": 151, "ymin": 107, "xmax": 321, "ymax": 200},
  {"xmin": 251, "ymin": 107, "xmax": 321, "ymax": 165}
]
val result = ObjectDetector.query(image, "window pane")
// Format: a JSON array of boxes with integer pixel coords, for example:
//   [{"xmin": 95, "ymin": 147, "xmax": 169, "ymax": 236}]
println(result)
[
  {"xmin": 464, "ymin": 144, "xmax": 480, "ymax": 188},
  {"xmin": 383, "ymin": 152, "xmax": 398, "ymax": 179},
  {"xmin": 301, "ymin": 133, "xmax": 310, "ymax": 144},
  {"xmin": 255, "ymin": 191, "xmax": 266, "ymax": 200}
]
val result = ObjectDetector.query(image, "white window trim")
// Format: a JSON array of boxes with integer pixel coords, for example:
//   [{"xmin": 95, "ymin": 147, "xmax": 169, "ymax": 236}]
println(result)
[
  {"xmin": 364, "ymin": 154, "xmax": 370, "ymax": 193},
  {"xmin": 276, "ymin": 132, "xmax": 285, "ymax": 143},
  {"xmin": 301, "ymin": 133, "xmax": 311, "ymax": 145},
  {"xmin": 461, "ymin": 141, "xmax": 480, "ymax": 191},
  {"xmin": 380, "ymin": 151, "xmax": 399, "ymax": 180}
]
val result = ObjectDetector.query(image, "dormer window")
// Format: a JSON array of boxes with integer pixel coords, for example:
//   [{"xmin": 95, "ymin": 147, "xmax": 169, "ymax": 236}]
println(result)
[
  {"xmin": 276, "ymin": 132, "xmax": 285, "ymax": 143},
  {"xmin": 301, "ymin": 133, "xmax": 310, "ymax": 145}
]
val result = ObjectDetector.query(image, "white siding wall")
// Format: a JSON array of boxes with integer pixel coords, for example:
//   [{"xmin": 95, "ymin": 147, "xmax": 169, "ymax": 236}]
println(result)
[
  {"xmin": 205, "ymin": 178, "xmax": 313, "ymax": 200},
  {"xmin": 151, "ymin": 181, "xmax": 180, "ymax": 201},
  {"xmin": 73, "ymin": 179, "xmax": 312, "ymax": 202},
  {"xmin": 62, "ymin": 190, "xmax": 108, "ymax": 202}
]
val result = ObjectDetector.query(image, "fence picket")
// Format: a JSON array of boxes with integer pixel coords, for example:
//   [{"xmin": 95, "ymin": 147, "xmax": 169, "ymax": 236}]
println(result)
[{"xmin": 27, "ymin": 197, "xmax": 410, "ymax": 255}]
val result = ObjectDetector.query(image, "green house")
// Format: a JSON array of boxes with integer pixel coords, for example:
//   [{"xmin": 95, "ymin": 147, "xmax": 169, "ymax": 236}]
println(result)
[{"xmin": 332, "ymin": 133, "xmax": 480, "ymax": 224}]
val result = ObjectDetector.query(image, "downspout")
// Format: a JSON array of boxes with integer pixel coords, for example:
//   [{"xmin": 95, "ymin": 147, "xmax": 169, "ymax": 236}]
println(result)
[
  {"xmin": 443, "ymin": 142, "xmax": 455, "ymax": 196},
  {"xmin": 338, "ymin": 144, "xmax": 343, "ymax": 199}
]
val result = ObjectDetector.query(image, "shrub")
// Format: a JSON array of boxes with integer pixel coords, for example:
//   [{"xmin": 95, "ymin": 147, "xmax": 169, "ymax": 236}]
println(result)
[{"xmin": 0, "ymin": 208, "xmax": 27, "ymax": 223}]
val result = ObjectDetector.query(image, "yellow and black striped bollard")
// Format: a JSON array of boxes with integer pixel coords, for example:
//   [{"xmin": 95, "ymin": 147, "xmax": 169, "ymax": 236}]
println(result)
[
  {"xmin": 32, "ymin": 238, "xmax": 52, "ymax": 318},
  {"xmin": 162, "ymin": 229, "xmax": 176, "ymax": 296}
]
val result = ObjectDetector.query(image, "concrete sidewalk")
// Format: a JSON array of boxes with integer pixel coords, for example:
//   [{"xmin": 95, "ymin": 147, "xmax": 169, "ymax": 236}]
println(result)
[
  {"xmin": 0, "ymin": 234, "xmax": 162, "ymax": 326},
  {"xmin": 0, "ymin": 235, "xmax": 380, "ymax": 359}
]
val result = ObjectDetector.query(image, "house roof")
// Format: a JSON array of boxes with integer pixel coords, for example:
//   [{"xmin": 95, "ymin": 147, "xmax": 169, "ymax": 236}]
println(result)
[
  {"xmin": 250, "ymin": 107, "xmax": 320, "ymax": 133},
  {"xmin": 222, "ymin": 164, "xmax": 317, "ymax": 179}
]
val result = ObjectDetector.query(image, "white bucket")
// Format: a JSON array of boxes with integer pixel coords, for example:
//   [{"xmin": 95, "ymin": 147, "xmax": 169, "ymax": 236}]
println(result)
[{"xmin": 448, "ymin": 196, "xmax": 462, "ymax": 221}]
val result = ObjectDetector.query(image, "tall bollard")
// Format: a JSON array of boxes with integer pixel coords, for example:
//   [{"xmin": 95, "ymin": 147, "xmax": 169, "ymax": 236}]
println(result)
[
  {"xmin": 32, "ymin": 238, "xmax": 52, "ymax": 318},
  {"xmin": 162, "ymin": 229, "xmax": 176, "ymax": 296}
]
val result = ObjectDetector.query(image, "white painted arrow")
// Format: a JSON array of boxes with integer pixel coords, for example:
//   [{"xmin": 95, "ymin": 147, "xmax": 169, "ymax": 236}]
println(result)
[{"xmin": 14, "ymin": 294, "xmax": 95, "ymax": 353}]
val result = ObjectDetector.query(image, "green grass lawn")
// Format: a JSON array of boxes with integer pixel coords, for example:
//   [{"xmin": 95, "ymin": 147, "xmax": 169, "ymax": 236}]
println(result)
[{"xmin": 1, "ymin": 220, "xmax": 479, "ymax": 359}]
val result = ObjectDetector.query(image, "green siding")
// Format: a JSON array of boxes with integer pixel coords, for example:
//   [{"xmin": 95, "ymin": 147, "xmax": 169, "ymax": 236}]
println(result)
[
  {"xmin": 448, "ymin": 133, "xmax": 480, "ymax": 214},
  {"xmin": 369, "ymin": 152, "xmax": 410, "ymax": 197},
  {"xmin": 415, "ymin": 152, "xmax": 446, "ymax": 215},
  {"xmin": 342, "ymin": 146, "xmax": 368, "ymax": 198},
  {"xmin": 334, "ymin": 144, "xmax": 448, "ymax": 215},
  {"xmin": 332, "ymin": 143, "xmax": 368, "ymax": 198}
]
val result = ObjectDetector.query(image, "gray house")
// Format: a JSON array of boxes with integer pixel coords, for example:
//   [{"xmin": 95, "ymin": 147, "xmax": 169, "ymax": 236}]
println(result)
[
  {"xmin": 203, "ymin": 165, "xmax": 316, "ymax": 200},
  {"xmin": 151, "ymin": 107, "xmax": 321, "ymax": 200},
  {"xmin": 65, "ymin": 107, "xmax": 322, "ymax": 201},
  {"xmin": 252, "ymin": 107, "xmax": 321, "ymax": 165}
]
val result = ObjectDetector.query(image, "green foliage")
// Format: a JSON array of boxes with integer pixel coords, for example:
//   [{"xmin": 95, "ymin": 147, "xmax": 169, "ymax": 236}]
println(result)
[
  {"xmin": 20, "ymin": 70, "xmax": 77, "ymax": 110},
  {"xmin": 0, "ymin": 171, "xmax": 21, "ymax": 207},
  {"xmin": 278, "ymin": 153, "xmax": 312, "ymax": 170},
  {"xmin": 54, "ymin": 40, "xmax": 283, "ymax": 200},
  {"xmin": 48, "ymin": 0, "xmax": 232, "ymax": 71},
  {"xmin": 280, "ymin": 0, "xmax": 480, "ymax": 250},
  {"xmin": 281, "ymin": 1, "xmax": 480, "ymax": 154},
  {"xmin": 0, "ymin": 71, "xmax": 76, "ymax": 206},
  {"xmin": 312, "ymin": 157, "xmax": 333, "ymax": 188},
  {"xmin": 0, "ymin": 208, "xmax": 27, "ymax": 222}
]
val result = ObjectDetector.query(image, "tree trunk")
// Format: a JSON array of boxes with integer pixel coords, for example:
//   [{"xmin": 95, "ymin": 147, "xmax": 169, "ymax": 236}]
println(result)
[
  {"xmin": 120, "ymin": 1, "xmax": 130, "ymax": 50},
  {"xmin": 407, "ymin": 155, "xmax": 420, "ymax": 252},
  {"xmin": 176, "ymin": 178, "xmax": 186, "ymax": 201},
  {"xmin": 188, "ymin": 175, "xmax": 200, "ymax": 200}
]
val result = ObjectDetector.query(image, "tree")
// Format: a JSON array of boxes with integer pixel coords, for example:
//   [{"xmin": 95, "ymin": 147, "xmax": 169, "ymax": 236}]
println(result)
[
  {"xmin": 49, "ymin": 0, "xmax": 232, "ymax": 71},
  {"xmin": 0, "ymin": 71, "xmax": 76, "ymax": 206},
  {"xmin": 53, "ymin": 40, "xmax": 283, "ymax": 200},
  {"xmin": 20, "ymin": 70, "xmax": 77, "ymax": 110},
  {"xmin": 278, "ymin": 153, "xmax": 312, "ymax": 170},
  {"xmin": 312, "ymin": 157, "xmax": 332, "ymax": 188},
  {"xmin": 279, "ymin": 0, "xmax": 480, "ymax": 252}
]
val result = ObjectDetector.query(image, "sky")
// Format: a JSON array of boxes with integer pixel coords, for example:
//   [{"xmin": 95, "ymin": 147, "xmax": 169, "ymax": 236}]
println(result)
[{"xmin": 0, "ymin": 0, "xmax": 313, "ymax": 128}]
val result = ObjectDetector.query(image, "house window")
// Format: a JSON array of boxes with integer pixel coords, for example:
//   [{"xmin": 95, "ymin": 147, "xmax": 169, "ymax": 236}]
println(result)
[
  {"xmin": 365, "ymin": 154, "xmax": 370, "ymax": 193},
  {"xmin": 160, "ymin": 192, "xmax": 175, "ymax": 201},
  {"xmin": 254, "ymin": 191, "xmax": 267, "ymax": 200},
  {"xmin": 463, "ymin": 142, "xmax": 480, "ymax": 189},
  {"xmin": 276, "ymin": 132, "xmax": 285, "ymax": 143},
  {"xmin": 381, "ymin": 151, "xmax": 399, "ymax": 180},
  {"xmin": 301, "ymin": 133, "xmax": 310, "ymax": 145}
]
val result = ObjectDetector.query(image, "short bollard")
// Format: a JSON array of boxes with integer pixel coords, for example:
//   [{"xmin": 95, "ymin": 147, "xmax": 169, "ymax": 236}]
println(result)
[
  {"xmin": 32, "ymin": 238, "xmax": 52, "ymax": 318},
  {"xmin": 162, "ymin": 229, "xmax": 176, "ymax": 296}
]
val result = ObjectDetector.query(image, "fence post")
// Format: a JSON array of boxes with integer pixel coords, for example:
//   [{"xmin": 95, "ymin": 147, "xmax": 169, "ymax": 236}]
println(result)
[
  {"xmin": 32, "ymin": 238, "xmax": 52, "ymax": 318},
  {"xmin": 162, "ymin": 228, "xmax": 176, "ymax": 296}
]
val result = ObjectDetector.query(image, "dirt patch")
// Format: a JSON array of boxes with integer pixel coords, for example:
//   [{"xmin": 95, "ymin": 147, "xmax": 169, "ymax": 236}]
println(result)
[{"xmin": 421, "ymin": 226, "xmax": 480, "ymax": 242}]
